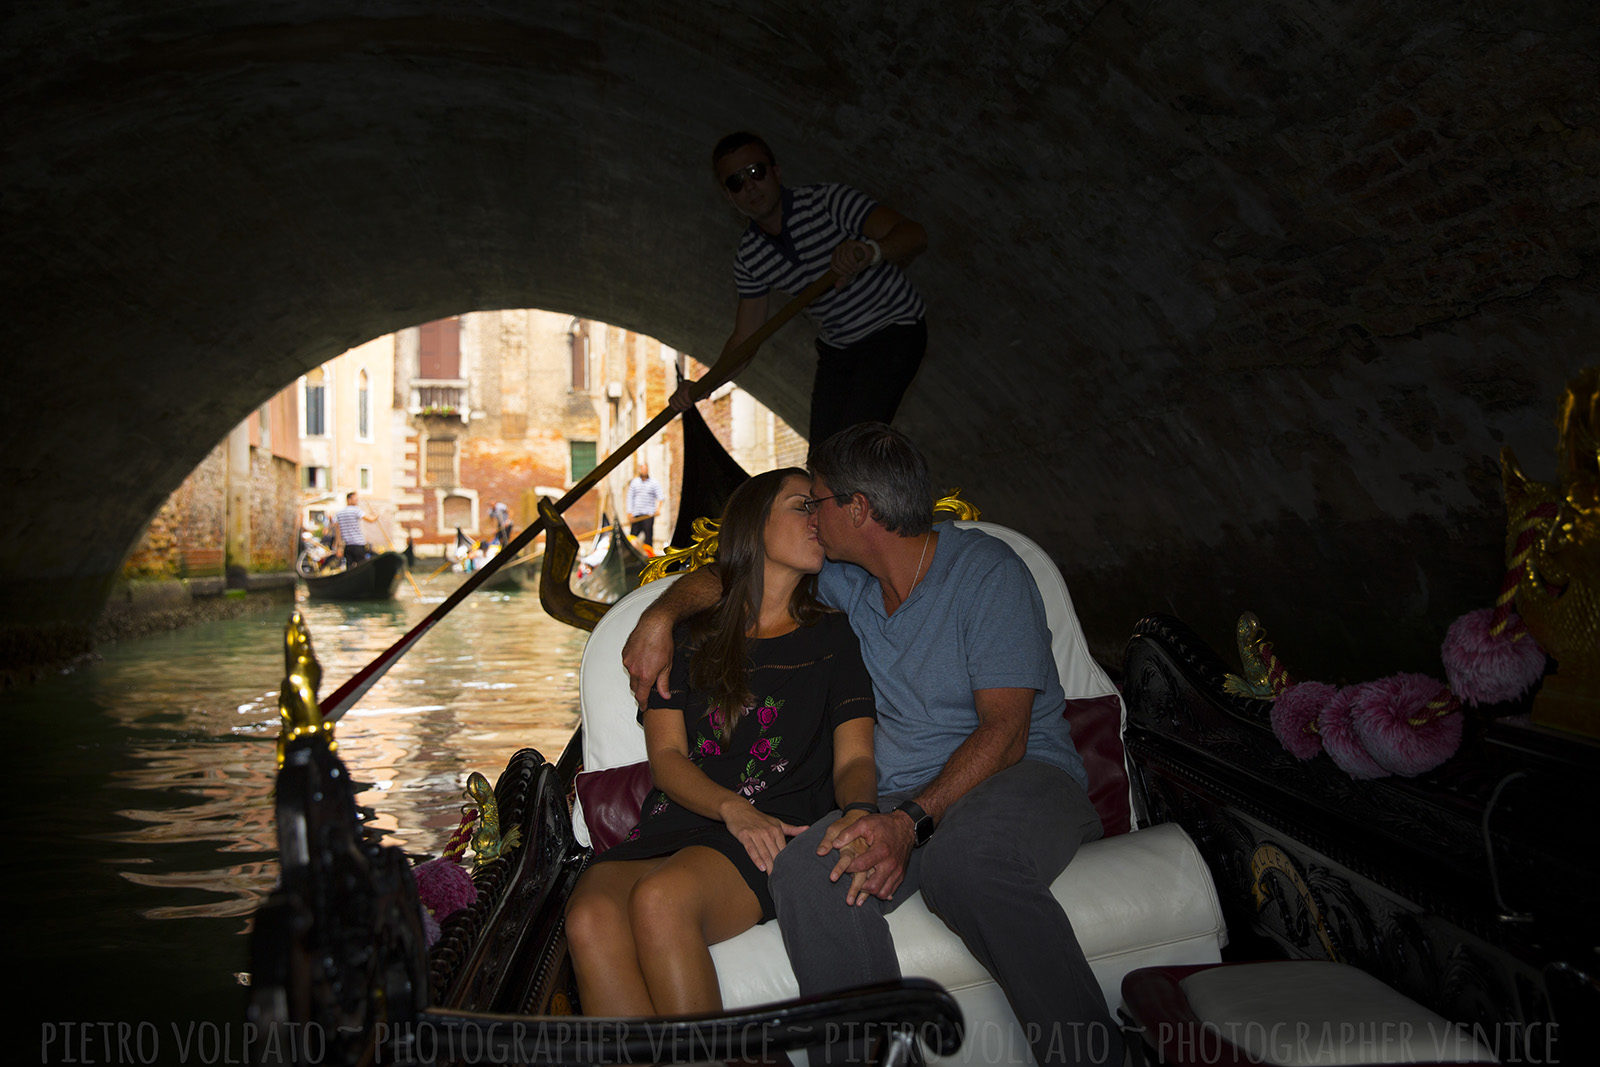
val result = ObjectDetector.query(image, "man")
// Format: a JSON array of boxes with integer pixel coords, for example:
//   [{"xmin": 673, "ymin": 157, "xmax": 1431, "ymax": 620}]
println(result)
[
  {"xmin": 333, "ymin": 491, "xmax": 377, "ymax": 565},
  {"xmin": 671, "ymin": 132, "xmax": 929, "ymax": 450},
  {"xmin": 489, "ymin": 501, "xmax": 513, "ymax": 547},
  {"xmin": 624, "ymin": 463, "xmax": 664, "ymax": 547},
  {"xmin": 622, "ymin": 424, "xmax": 1119, "ymax": 1066}
]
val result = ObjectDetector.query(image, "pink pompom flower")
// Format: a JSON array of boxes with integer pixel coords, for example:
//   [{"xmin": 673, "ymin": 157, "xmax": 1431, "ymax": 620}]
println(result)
[
  {"xmin": 1349, "ymin": 673, "xmax": 1463, "ymax": 777},
  {"xmin": 1441, "ymin": 608, "xmax": 1547, "ymax": 707},
  {"xmin": 1317, "ymin": 684, "xmax": 1391, "ymax": 780},
  {"xmin": 412, "ymin": 856, "xmax": 478, "ymax": 922},
  {"xmin": 1271, "ymin": 682, "xmax": 1335, "ymax": 760}
]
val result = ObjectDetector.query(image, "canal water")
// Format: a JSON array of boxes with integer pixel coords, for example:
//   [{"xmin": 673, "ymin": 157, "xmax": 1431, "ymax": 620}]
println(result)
[{"xmin": 4, "ymin": 578, "xmax": 589, "ymax": 1057}]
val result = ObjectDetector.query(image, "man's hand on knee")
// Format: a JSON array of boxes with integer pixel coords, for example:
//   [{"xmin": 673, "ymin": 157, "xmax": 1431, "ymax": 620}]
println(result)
[{"xmin": 825, "ymin": 812, "xmax": 914, "ymax": 903}]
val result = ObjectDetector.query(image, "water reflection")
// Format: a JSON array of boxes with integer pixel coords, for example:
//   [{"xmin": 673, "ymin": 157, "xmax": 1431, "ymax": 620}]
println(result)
[{"xmin": 4, "ymin": 583, "xmax": 586, "ymax": 1034}]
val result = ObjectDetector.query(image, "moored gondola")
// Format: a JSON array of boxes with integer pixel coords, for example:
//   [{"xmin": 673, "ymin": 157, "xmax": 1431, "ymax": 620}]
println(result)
[
  {"xmin": 301, "ymin": 550, "xmax": 407, "ymax": 601},
  {"xmin": 480, "ymin": 550, "xmax": 543, "ymax": 591},
  {"xmin": 572, "ymin": 523, "xmax": 650, "ymax": 604}
]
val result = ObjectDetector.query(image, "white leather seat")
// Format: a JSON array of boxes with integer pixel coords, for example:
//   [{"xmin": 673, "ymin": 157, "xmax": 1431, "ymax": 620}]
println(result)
[{"xmin": 575, "ymin": 522, "xmax": 1227, "ymax": 1064}]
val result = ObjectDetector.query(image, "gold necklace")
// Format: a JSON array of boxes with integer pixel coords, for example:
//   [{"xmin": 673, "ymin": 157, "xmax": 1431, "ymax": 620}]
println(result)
[{"xmin": 906, "ymin": 532, "xmax": 932, "ymax": 598}]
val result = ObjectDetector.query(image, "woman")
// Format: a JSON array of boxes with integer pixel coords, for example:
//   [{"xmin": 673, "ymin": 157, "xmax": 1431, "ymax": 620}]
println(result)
[{"xmin": 565, "ymin": 468, "xmax": 878, "ymax": 1017}]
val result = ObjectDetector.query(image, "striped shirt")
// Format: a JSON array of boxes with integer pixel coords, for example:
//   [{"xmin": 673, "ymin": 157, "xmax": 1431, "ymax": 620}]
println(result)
[
  {"xmin": 334, "ymin": 505, "xmax": 367, "ymax": 547},
  {"xmin": 626, "ymin": 476, "xmax": 663, "ymax": 516},
  {"xmin": 733, "ymin": 183, "xmax": 925, "ymax": 347}
]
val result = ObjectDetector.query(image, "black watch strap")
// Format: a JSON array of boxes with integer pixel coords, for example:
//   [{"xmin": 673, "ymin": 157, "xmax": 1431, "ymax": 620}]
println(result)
[{"xmin": 894, "ymin": 799, "xmax": 936, "ymax": 847}]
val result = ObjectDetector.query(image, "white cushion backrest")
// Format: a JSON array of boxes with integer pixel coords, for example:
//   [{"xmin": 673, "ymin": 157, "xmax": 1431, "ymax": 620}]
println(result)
[
  {"xmin": 954, "ymin": 521, "xmax": 1119, "ymax": 703},
  {"xmin": 577, "ymin": 572, "xmax": 680, "ymax": 774}
]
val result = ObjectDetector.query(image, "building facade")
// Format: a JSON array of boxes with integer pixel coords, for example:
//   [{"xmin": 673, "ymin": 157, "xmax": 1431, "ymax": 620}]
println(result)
[{"xmin": 120, "ymin": 389, "xmax": 302, "ymax": 583}]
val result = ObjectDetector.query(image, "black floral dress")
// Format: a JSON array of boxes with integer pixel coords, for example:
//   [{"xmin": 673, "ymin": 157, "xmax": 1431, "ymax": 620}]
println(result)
[{"xmin": 591, "ymin": 611, "xmax": 875, "ymax": 921}]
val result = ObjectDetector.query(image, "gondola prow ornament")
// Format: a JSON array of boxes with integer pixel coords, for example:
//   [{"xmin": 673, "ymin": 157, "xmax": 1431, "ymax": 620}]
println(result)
[{"xmin": 276, "ymin": 610, "xmax": 335, "ymax": 767}]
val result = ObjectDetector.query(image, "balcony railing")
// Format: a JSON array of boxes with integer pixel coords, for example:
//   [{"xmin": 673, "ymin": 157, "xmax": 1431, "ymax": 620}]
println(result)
[{"xmin": 410, "ymin": 380, "xmax": 468, "ymax": 422}]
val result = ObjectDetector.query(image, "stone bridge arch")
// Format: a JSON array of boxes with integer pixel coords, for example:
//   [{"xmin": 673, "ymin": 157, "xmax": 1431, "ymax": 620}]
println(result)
[{"xmin": 3, "ymin": 2, "xmax": 1594, "ymax": 678}]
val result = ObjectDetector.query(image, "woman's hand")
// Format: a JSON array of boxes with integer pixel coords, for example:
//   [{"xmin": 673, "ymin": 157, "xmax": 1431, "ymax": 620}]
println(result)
[{"xmin": 720, "ymin": 797, "xmax": 807, "ymax": 873}]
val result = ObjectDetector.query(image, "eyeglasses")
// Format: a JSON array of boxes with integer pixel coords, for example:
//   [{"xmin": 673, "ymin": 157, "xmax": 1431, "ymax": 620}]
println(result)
[
  {"xmin": 800, "ymin": 493, "xmax": 852, "ymax": 515},
  {"xmin": 722, "ymin": 161, "xmax": 769, "ymax": 193}
]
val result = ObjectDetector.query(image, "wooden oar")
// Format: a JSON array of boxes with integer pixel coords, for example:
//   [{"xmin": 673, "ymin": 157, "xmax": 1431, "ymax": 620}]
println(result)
[{"xmin": 318, "ymin": 270, "xmax": 837, "ymax": 722}]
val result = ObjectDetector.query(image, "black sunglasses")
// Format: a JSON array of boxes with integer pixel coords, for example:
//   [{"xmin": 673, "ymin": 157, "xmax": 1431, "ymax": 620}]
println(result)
[
  {"xmin": 722, "ymin": 161, "xmax": 769, "ymax": 193},
  {"xmin": 800, "ymin": 492, "xmax": 852, "ymax": 515}
]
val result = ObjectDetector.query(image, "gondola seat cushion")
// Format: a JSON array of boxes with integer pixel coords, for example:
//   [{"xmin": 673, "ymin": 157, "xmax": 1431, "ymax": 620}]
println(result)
[{"xmin": 574, "ymin": 522, "xmax": 1226, "ymax": 1056}]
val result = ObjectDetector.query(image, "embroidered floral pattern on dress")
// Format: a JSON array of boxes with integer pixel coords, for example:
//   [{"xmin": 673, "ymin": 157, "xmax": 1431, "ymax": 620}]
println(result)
[{"xmin": 735, "ymin": 697, "xmax": 787, "ymax": 797}]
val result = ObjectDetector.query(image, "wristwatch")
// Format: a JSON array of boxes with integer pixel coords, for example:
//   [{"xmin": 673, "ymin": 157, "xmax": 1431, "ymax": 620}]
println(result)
[{"xmin": 894, "ymin": 800, "xmax": 936, "ymax": 848}]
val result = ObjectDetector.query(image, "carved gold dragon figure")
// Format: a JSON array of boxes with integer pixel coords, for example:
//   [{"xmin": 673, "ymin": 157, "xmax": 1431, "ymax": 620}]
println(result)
[{"xmin": 1502, "ymin": 366, "xmax": 1599, "ymax": 737}]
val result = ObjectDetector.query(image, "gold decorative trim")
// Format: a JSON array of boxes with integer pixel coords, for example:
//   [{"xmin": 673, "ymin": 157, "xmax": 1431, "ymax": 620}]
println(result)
[
  {"xmin": 276, "ymin": 610, "xmax": 335, "ymax": 767},
  {"xmin": 1251, "ymin": 842, "xmax": 1341, "ymax": 962},
  {"xmin": 932, "ymin": 488, "xmax": 981, "ymax": 521},
  {"xmin": 639, "ymin": 517, "xmax": 721, "ymax": 584}
]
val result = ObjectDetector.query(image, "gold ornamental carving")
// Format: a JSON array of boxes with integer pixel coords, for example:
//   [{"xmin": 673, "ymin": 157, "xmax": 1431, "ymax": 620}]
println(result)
[
  {"xmin": 1502, "ymin": 366, "xmax": 1600, "ymax": 737},
  {"xmin": 465, "ymin": 771, "xmax": 522, "ymax": 868}
]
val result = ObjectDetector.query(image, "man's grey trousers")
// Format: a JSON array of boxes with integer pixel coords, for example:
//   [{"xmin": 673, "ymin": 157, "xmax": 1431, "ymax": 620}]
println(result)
[{"xmin": 769, "ymin": 759, "xmax": 1123, "ymax": 1066}]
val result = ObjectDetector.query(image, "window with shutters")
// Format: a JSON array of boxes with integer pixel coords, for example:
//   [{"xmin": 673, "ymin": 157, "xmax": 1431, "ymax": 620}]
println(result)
[
  {"xmin": 303, "ymin": 368, "xmax": 327, "ymax": 437},
  {"xmin": 569, "ymin": 319, "xmax": 589, "ymax": 391},
  {"xmin": 426, "ymin": 437, "xmax": 458, "ymax": 486},
  {"xmin": 419, "ymin": 318, "xmax": 461, "ymax": 379},
  {"xmin": 569, "ymin": 440, "xmax": 597, "ymax": 483}
]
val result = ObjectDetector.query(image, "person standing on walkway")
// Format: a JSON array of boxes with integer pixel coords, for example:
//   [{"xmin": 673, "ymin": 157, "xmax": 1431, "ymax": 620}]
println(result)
[
  {"xmin": 672, "ymin": 132, "xmax": 929, "ymax": 451},
  {"xmin": 626, "ymin": 463, "xmax": 665, "ymax": 547}
]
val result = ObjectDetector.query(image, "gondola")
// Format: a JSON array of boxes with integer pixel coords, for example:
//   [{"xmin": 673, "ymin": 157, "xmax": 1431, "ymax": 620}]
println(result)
[
  {"xmin": 247, "ymin": 499, "xmax": 1231, "ymax": 1066},
  {"xmin": 479, "ymin": 549, "xmax": 543, "ymax": 591},
  {"xmin": 248, "ymin": 296, "xmax": 1595, "ymax": 1065},
  {"xmin": 572, "ymin": 522, "xmax": 651, "ymax": 604},
  {"xmin": 300, "ymin": 550, "xmax": 407, "ymax": 601}
]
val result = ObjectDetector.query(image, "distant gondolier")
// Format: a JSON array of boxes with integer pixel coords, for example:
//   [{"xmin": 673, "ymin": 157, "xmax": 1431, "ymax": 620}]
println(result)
[
  {"xmin": 625, "ymin": 464, "xmax": 664, "ymax": 547},
  {"xmin": 334, "ymin": 491, "xmax": 377, "ymax": 565},
  {"xmin": 489, "ymin": 501, "xmax": 513, "ymax": 547},
  {"xmin": 671, "ymin": 131, "xmax": 929, "ymax": 450}
]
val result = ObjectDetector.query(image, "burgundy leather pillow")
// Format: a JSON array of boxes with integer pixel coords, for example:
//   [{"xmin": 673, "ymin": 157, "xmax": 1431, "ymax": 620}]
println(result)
[
  {"xmin": 1064, "ymin": 694, "xmax": 1132, "ymax": 836},
  {"xmin": 575, "ymin": 761, "xmax": 654, "ymax": 853}
]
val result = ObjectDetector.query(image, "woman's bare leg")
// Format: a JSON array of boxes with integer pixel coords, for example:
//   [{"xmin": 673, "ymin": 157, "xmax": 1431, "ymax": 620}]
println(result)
[
  {"xmin": 628, "ymin": 846, "xmax": 764, "ymax": 1016},
  {"xmin": 566, "ymin": 858, "xmax": 664, "ymax": 1015}
]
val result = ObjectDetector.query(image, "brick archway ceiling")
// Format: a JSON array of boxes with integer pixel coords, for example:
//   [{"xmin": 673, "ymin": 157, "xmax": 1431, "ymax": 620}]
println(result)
[{"xmin": 3, "ymin": 3, "xmax": 1595, "ymax": 675}]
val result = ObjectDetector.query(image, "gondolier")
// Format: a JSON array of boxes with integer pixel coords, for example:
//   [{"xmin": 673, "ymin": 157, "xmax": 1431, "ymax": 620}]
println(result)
[
  {"xmin": 672, "ymin": 131, "xmax": 929, "ymax": 451},
  {"xmin": 334, "ymin": 491, "xmax": 377, "ymax": 564},
  {"xmin": 625, "ymin": 464, "xmax": 664, "ymax": 547}
]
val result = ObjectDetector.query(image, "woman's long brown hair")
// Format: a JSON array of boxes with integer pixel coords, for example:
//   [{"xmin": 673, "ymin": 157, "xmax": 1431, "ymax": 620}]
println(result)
[{"xmin": 687, "ymin": 468, "xmax": 828, "ymax": 745}]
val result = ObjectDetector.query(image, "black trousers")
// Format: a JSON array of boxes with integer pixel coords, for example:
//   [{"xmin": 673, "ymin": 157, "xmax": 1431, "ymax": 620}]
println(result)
[
  {"xmin": 344, "ymin": 543, "xmax": 371, "ymax": 565},
  {"xmin": 629, "ymin": 516, "xmax": 655, "ymax": 546},
  {"xmin": 808, "ymin": 318, "xmax": 927, "ymax": 452}
]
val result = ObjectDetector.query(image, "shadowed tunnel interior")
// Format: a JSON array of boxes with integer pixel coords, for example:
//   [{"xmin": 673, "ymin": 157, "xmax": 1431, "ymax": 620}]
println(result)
[{"xmin": 3, "ymin": 2, "xmax": 1595, "ymax": 680}]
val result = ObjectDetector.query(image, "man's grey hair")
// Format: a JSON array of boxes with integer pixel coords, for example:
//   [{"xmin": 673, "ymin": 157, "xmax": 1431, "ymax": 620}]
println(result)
[{"xmin": 808, "ymin": 422, "xmax": 933, "ymax": 536}]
